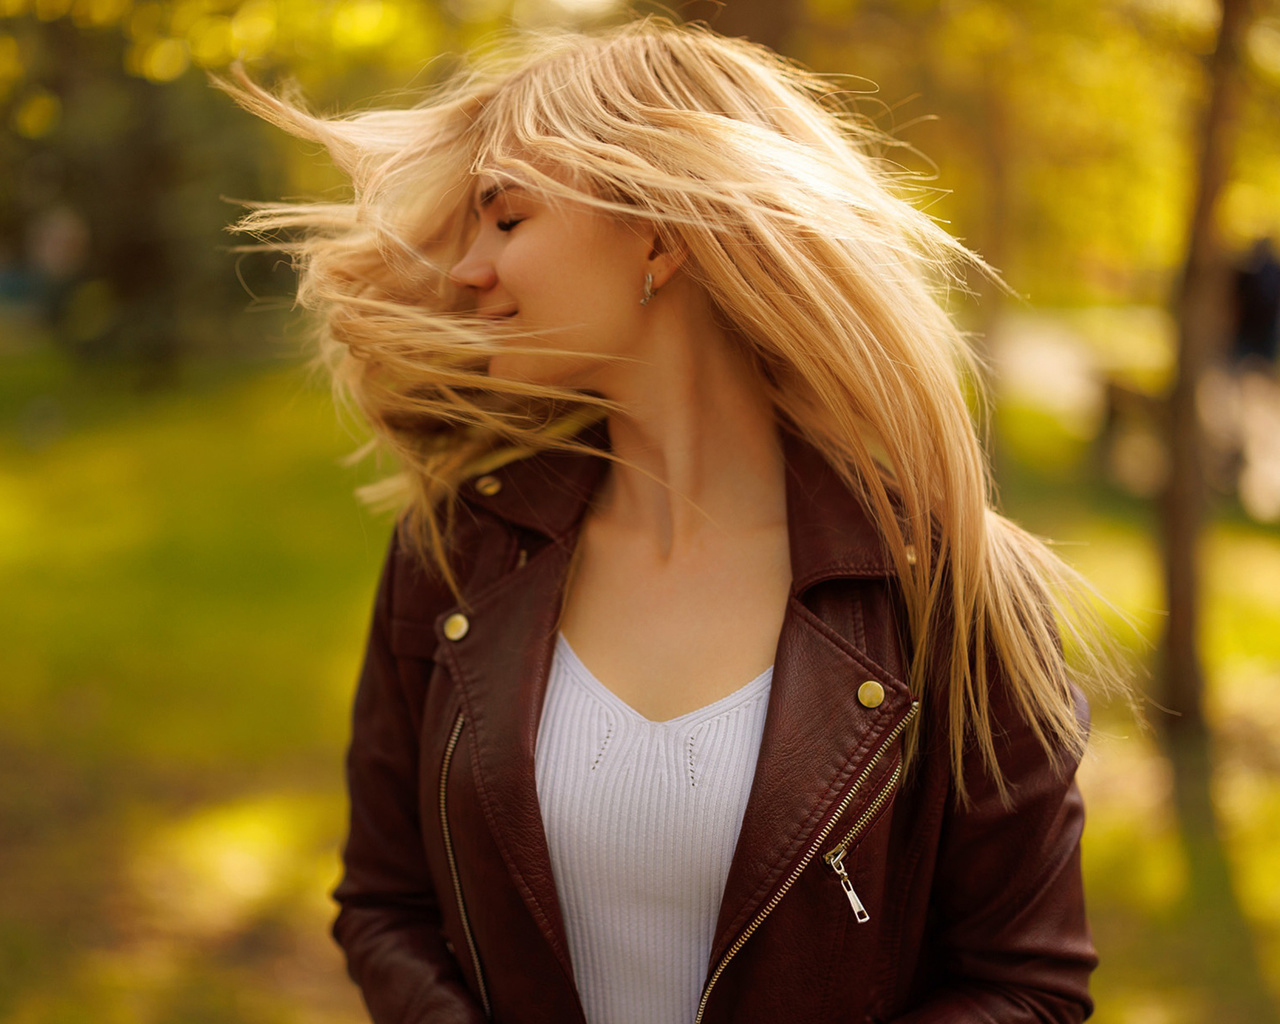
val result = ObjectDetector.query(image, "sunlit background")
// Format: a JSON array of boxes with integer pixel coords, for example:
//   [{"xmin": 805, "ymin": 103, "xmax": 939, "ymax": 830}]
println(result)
[{"xmin": 2, "ymin": 0, "xmax": 1280, "ymax": 1021}]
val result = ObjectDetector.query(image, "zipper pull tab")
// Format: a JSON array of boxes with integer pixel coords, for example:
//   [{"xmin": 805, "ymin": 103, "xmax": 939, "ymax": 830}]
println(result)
[{"xmin": 827, "ymin": 849, "xmax": 871, "ymax": 924}]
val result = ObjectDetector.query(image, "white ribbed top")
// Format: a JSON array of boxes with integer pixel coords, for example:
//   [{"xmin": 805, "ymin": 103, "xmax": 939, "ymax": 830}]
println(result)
[{"xmin": 534, "ymin": 633, "xmax": 772, "ymax": 1024}]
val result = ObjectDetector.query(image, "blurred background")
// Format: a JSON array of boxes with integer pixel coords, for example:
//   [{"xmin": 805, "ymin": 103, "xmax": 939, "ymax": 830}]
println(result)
[{"xmin": 1, "ymin": 0, "xmax": 1279, "ymax": 1021}]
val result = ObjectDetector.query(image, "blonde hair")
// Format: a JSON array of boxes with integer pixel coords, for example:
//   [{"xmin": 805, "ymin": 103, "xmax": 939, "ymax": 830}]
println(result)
[{"xmin": 224, "ymin": 16, "xmax": 1121, "ymax": 800}]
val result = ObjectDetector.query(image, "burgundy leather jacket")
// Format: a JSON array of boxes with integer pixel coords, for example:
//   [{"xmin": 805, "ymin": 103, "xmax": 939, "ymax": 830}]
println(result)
[{"xmin": 332, "ymin": 430, "xmax": 1096, "ymax": 1023}]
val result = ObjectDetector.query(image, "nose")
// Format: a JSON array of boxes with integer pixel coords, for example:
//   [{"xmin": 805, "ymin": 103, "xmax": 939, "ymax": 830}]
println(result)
[{"xmin": 448, "ymin": 236, "xmax": 497, "ymax": 292}]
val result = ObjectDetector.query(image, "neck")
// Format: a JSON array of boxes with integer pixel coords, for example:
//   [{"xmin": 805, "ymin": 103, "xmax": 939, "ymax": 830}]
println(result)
[{"xmin": 591, "ymin": 292, "xmax": 787, "ymax": 559}]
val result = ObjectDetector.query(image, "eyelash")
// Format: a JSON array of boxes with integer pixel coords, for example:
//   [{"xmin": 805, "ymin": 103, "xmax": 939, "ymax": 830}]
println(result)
[{"xmin": 496, "ymin": 218, "xmax": 523, "ymax": 232}]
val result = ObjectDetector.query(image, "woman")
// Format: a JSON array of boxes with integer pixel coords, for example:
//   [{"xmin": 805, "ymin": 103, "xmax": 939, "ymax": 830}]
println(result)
[{"xmin": 227, "ymin": 17, "xmax": 1117, "ymax": 1023}]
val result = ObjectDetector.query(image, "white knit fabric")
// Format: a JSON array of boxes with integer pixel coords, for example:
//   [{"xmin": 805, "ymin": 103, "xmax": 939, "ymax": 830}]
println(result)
[{"xmin": 534, "ymin": 633, "xmax": 772, "ymax": 1024}]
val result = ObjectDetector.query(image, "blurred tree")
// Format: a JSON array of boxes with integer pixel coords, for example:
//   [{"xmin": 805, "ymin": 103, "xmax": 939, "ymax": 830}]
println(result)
[
  {"xmin": 5, "ymin": 0, "xmax": 1278, "ymax": 380},
  {"xmin": 791, "ymin": 0, "xmax": 1207, "ymax": 309},
  {"xmin": 1160, "ymin": 0, "xmax": 1279, "ymax": 1020},
  {"xmin": 0, "ymin": 0, "xmax": 614, "ymax": 380},
  {"xmin": 1, "ymin": 4, "xmax": 299, "ymax": 377}
]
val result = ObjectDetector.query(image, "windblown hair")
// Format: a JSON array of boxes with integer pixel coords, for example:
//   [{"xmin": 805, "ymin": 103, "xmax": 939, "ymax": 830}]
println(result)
[{"xmin": 223, "ymin": 16, "xmax": 1121, "ymax": 800}]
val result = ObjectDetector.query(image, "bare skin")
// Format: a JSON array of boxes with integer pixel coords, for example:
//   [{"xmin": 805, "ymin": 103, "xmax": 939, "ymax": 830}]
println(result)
[
  {"xmin": 451, "ymin": 188, "xmax": 791, "ymax": 721},
  {"xmin": 564, "ymin": 346, "xmax": 789, "ymax": 720},
  {"xmin": 558, "ymin": 264, "xmax": 791, "ymax": 721}
]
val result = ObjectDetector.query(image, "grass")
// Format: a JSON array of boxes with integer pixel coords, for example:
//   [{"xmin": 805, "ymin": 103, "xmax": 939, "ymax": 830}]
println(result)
[
  {"xmin": 1, "ymin": 351, "xmax": 1278, "ymax": 1021},
  {"xmin": 1, "ymin": 351, "xmax": 383, "ymax": 1022}
]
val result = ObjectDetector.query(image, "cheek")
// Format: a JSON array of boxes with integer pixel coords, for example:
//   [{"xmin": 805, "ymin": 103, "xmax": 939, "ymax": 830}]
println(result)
[
  {"xmin": 503, "ymin": 215, "xmax": 649, "ymax": 340},
  {"xmin": 578, "ymin": 243, "xmax": 650, "ymax": 319},
  {"xmin": 537, "ymin": 255, "xmax": 640, "ymax": 332},
  {"xmin": 569, "ymin": 276, "xmax": 646, "ymax": 351}
]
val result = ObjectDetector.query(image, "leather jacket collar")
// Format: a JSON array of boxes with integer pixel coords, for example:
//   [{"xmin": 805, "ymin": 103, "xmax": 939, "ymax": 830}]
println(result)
[
  {"xmin": 433, "ymin": 425, "xmax": 915, "ymax": 993},
  {"xmin": 462, "ymin": 423, "xmax": 896, "ymax": 587}
]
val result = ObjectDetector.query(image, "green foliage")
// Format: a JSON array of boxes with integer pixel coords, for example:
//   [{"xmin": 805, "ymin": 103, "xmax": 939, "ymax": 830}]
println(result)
[
  {"xmin": 2, "ymin": 0, "xmax": 1278, "ymax": 376},
  {"xmin": 0, "ymin": 355, "xmax": 384, "ymax": 1021},
  {"xmin": 2, "ymin": 340, "xmax": 1279, "ymax": 1020},
  {"xmin": 801, "ymin": 0, "xmax": 1238, "ymax": 305},
  {"xmin": 0, "ymin": 0, "xmax": 576, "ymax": 375},
  {"xmin": 1, "ymin": 1, "xmax": 1280, "ymax": 1019}
]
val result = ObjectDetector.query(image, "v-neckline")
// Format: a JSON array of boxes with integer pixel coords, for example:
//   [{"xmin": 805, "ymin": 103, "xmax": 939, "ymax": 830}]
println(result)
[{"xmin": 554, "ymin": 632, "xmax": 773, "ymax": 729}]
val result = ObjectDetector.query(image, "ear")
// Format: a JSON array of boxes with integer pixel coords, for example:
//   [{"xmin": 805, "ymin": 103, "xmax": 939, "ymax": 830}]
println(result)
[{"xmin": 645, "ymin": 226, "xmax": 688, "ymax": 290}]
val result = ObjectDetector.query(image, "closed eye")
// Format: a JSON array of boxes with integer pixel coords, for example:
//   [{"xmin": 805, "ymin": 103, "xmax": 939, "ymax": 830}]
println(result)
[{"xmin": 497, "ymin": 218, "xmax": 523, "ymax": 232}]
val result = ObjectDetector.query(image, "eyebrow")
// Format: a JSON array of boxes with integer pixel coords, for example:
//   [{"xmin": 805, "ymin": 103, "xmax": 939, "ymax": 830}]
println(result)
[{"xmin": 476, "ymin": 182, "xmax": 525, "ymax": 210}]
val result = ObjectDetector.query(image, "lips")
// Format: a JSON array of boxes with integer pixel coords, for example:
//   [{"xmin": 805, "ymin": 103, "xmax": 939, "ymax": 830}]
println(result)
[{"xmin": 481, "ymin": 308, "xmax": 517, "ymax": 319}]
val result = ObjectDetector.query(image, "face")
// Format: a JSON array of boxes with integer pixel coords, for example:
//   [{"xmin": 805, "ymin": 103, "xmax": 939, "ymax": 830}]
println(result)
[{"xmin": 449, "ymin": 178, "xmax": 657, "ymax": 387}]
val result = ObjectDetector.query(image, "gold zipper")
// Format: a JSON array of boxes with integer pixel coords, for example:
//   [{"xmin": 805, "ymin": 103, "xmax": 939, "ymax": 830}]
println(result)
[
  {"xmin": 693, "ymin": 700, "xmax": 919, "ymax": 1024},
  {"xmin": 440, "ymin": 711, "xmax": 491, "ymax": 1019},
  {"xmin": 823, "ymin": 760, "xmax": 903, "ymax": 868},
  {"xmin": 822, "ymin": 761, "xmax": 903, "ymax": 923}
]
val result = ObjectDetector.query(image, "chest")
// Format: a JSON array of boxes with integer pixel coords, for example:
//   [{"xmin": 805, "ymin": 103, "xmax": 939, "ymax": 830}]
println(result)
[{"xmin": 557, "ymin": 518, "xmax": 792, "ymax": 721}]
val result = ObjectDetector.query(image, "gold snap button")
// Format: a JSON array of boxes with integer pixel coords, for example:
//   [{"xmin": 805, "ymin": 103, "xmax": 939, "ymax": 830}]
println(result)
[
  {"xmin": 857, "ymin": 680, "xmax": 885, "ymax": 709},
  {"xmin": 474, "ymin": 475, "xmax": 502, "ymax": 496},
  {"xmin": 443, "ymin": 613, "xmax": 470, "ymax": 641}
]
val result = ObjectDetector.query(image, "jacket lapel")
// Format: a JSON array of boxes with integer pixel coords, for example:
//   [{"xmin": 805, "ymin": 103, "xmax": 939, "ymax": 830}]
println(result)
[
  {"xmin": 437, "ymin": 427, "xmax": 915, "ymax": 981},
  {"xmin": 434, "ymin": 439, "xmax": 609, "ymax": 985},
  {"xmin": 708, "ymin": 593, "xmax": 915, "ymax": 960},
  {"xmin": 437, "ymin": 533, "xmax": 578, "ymax": 979}
]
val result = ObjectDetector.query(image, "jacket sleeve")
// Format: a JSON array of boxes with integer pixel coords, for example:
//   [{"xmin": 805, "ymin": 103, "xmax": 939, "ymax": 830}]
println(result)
[
  {"xmin": 890, "ymin": 688, "xmax": 1097, "ymax": 1024},
  {"xmin": 331, "ymin": 537, "xmax": 488, "ymax": 1024}
]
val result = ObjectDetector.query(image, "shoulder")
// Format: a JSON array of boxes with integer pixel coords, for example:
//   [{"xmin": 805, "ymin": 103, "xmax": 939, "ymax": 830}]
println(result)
[{"xmin": 371, "ymin": 505, "xmax": 499, "ymax": 657}]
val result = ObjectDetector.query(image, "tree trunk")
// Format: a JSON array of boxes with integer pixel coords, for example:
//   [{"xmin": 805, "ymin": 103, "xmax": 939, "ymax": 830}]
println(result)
[{"xmin": 1160, "ymin": 0, "xmax": 1276, "ymax": 1018}]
